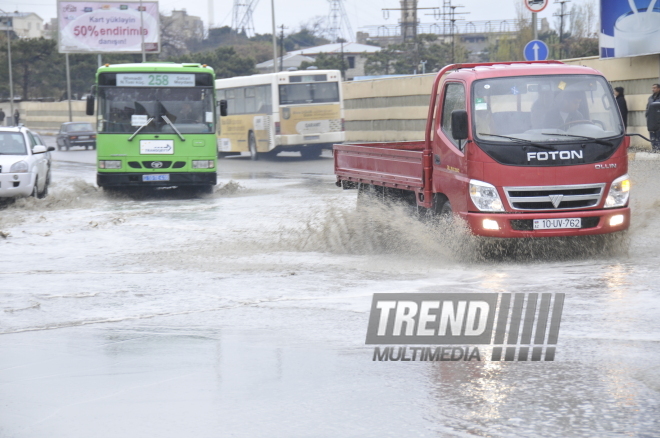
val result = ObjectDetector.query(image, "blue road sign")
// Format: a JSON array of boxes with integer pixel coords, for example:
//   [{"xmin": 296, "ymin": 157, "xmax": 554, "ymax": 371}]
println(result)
[{"xmin": 524, "ymin": 40, "xmax": 549, "ymax": 61}]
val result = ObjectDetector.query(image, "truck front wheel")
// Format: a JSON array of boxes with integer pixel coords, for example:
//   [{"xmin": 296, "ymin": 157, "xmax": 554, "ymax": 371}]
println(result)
[{"xmin": 439, "ymin": 201, "xmax": 452, "ymax": 217}]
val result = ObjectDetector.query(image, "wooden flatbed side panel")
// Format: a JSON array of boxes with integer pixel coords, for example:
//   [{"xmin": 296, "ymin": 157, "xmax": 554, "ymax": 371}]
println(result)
[{"xmin": 334, "ymin": 143, "xmax": 425, "ymax": 188}]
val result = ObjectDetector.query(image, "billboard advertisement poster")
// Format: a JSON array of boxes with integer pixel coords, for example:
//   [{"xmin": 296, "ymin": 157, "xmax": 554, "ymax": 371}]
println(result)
[
  {"xmin": 600, "ymin": 0, "xmax": 660, "ymax": 58},
  {"xmin": 58, "ymin": 1, "xmax": 160, "ymax": 54}
]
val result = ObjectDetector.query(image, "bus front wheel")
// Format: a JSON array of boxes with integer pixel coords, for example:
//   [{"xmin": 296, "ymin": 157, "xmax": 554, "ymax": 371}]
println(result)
[{"xmin": 248, "ymin": 132, "xmax": 258, "ymax": 161}]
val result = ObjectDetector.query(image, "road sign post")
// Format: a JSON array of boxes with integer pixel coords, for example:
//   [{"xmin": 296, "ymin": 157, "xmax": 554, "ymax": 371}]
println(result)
[{"xmin": 524, "ymin": 39, "xmax": 549, "ymax": 61}]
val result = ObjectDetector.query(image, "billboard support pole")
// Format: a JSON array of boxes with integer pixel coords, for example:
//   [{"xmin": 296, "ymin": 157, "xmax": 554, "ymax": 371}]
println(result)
[
  {"xmin": 139, "ymin": 0, "xmax": 146, "ymax": 62},
  {"xmin": 65, "ymin": 53, "xmax": 72, "ymax": 122},
  {"xmin": 98, "ymin": 54, "xmax": 102, "ymax": 68}
]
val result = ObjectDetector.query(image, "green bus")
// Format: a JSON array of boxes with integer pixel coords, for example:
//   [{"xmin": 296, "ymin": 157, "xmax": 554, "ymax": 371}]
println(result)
[{"xmin": 87, "ymin": 63, "xmax": 225, "ymax": 191}]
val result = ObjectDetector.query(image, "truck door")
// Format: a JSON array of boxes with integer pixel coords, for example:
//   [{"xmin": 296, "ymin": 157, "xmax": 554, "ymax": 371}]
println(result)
[{"xmin": 433, "ymin": 81, "xmax": 469, "ymax": 215}]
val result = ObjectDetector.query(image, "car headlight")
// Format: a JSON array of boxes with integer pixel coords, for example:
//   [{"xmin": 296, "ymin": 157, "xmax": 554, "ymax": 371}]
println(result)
[
  {"xmin": 10, "ymin": 160, "xmax": 29, "ymax": 173},
  {"xmin": 98, "ymin": 160, "xmax": 122, "ymax": 169},
  {"xmin": 192, "ymin": 160, "xmax": 215, "ymax": 169},
  {"xmin": 604, "ymin": 174, "xmax": 630, "ymax": 208},
  {"xmin": 469, "ymin": 179, "xmax": 505, "ymax": 212}
]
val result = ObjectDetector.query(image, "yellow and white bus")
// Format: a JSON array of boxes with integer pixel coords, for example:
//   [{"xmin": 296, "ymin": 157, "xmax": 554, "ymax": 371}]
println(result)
[{"xmin": 215, "ymin": 69, "xmax": 344, "ymax": 160}]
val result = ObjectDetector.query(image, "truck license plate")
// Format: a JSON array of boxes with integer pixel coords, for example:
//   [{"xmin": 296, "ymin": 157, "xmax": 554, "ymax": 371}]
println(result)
[
  {"xmin": 533, "ymin": 218, "xmax": 581, "ymax": 229},
  {"xmin": 142, "ymin": 174, "xmax": 170, "ymax": 182}
]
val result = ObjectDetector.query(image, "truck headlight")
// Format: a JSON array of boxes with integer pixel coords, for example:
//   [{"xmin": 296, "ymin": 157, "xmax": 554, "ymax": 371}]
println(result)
[
  {"xmin": 604, "ymin": 174, "xmax": 630, "ymax": 208},
  {"xmin": 98, "ymin": 160, "xmax": 122, "ymax": 169},
  {"xmin": 192, "ymin": 160, "xmax": 215, "ymax": 169},
  {"xmin": 469, "ymin": 179, "xmax": 504, "ymax": 212},
  {"xmin": 10, "ymin": 161, "xmax": 29, "ymax": 173}
]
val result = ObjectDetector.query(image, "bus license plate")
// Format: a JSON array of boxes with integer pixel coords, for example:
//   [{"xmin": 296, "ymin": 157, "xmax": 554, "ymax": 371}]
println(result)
[
  {"xmin": 533, "ymin": 218, "xmax": 581, "ymax": 229},
  {"xmin": 143, "ymin": 174, "xmax": 170, "ymax": 182}
]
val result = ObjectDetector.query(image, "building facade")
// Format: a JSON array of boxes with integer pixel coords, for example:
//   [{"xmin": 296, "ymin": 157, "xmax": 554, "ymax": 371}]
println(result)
[{"xmin": 0, "ymin": 12, "xmax": 44, "ymax": 39}]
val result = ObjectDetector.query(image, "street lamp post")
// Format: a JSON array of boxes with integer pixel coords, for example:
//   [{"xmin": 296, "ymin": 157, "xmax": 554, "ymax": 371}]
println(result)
[{"xmin": 0, "ymin": 9, "xmax": 14, "ymax": 126}]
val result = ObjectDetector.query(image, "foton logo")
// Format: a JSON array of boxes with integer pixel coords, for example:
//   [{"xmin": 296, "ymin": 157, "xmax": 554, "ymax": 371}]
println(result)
[
  {"xmin": 595, "ymin": 164, "xmax": 616, "ymax": 169},
  {"xmin": 527, "ymin": 151, "xmax": 583, "ymax": 161}
]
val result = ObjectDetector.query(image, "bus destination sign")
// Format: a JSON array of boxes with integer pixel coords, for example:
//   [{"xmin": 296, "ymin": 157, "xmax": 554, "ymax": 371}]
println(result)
[{"xmin": 117, "ymin": 74, "xmax": 195, "ymax": 87}]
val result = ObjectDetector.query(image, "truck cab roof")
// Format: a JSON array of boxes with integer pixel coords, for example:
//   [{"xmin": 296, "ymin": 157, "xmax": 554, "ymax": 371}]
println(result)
[{"xmin": 446, "ymin": 63, "xmax": 602, "ymax": 81}]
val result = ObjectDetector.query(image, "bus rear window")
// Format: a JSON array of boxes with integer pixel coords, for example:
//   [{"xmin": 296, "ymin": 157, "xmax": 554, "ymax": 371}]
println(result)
[{"xmin": 279, "ymin": 83, "xmax": 339, "ymax": 105}]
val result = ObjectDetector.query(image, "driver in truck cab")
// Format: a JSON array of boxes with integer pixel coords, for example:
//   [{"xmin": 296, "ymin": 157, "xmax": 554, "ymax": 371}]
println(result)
[{"xmin": 544, "ymin": 92, "xmax": 585, "ymax": 129}]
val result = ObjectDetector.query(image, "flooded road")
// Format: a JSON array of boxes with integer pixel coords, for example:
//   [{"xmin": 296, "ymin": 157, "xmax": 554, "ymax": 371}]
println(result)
[{"xmin": 1, "ymin": 140, "xmax": 660, "ymax": 437}]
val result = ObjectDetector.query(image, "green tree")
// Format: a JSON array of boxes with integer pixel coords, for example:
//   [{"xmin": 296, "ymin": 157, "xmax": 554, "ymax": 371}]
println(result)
[{"xmin": 172, "ymin": 46, "xmax": 256, "ymax": 78}]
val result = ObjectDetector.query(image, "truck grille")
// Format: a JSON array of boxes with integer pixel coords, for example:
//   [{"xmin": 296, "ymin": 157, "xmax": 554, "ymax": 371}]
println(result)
[{"xmin": 504, "ymin": 183, "xmax": 605, "ymax": 211}]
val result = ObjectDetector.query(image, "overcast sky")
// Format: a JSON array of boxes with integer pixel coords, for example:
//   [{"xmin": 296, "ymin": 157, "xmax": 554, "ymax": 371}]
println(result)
[{"xmin": 2, "ymin": 0, "xmax": 579, "ymax": 37}]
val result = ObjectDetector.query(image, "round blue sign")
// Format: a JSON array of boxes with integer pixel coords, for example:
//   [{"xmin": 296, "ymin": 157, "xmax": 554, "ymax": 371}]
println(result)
[{"xmin": 524, "ymin": 40, "xmax": 549, "ymax": 61}]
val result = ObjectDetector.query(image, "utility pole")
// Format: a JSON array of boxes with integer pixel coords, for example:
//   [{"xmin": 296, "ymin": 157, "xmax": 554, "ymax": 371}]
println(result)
[
  {"xmin": 429, "ymin": 1, "xmax": 467, "ymax": 64},
  {"xmin": 554, "ymin": 0, "xmax": 571, "ymax": 59},
  {"xmin": 340, "ymin": 40, "xmax": 345, "ymax": 80},
  {"xmin": 0, "ymin": 9, "xmax": 15, "ymax": 124},
  {"xmin": 271, "ymin": 0, "xmax": 277, "ymax": 73},
  {"xmin": 278, "ymin": 24, "xmax": 287, "ymax": 72}
]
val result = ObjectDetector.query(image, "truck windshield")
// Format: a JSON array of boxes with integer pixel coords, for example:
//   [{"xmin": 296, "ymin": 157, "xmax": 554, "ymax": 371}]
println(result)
[
  {"xmin": 473, "ymin": 75, "xmax": 623, "ymax": 143},
  {"xmin": 98, "ymin": 87, "xmax": 215, "ymax": 134}
]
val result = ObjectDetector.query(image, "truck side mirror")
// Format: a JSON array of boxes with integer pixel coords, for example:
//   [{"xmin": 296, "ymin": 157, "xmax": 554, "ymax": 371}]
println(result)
[
  {"xmin": 219, "ymin": 99, "xmax": 228, "ymax": 117},
  {"xmin": 86, "ymin": 94, "xmax": 95, "ymax": 116},
  {"xmin": 451, "ymin": 110, "xmax": 469, "ymax": 141},
  {"xmin": 648, "ymin": 102, "xmax": 660, "ymax": 132}
]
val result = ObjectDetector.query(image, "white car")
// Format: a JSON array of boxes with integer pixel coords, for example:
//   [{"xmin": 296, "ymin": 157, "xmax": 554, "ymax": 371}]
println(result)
[{"xmin": 0, "ymin": 126, "xmax": 54, "ymax": 199}]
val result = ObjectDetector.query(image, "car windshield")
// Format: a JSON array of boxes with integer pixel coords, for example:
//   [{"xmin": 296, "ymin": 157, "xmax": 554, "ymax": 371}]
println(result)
[
  {"xmin": 0, "ymin": 132, "xmax": 27, "ymax": 155},
  {"xmin": 473, "ymin": 74, "xmax": 623, "ymax": 143},
  {"xmin": 98, "ymin": 87, "xmax": 215, "ymax": 134},
  {"xmin": 66, "ymin": 123, "xmax": 94, "ymax": 132}
]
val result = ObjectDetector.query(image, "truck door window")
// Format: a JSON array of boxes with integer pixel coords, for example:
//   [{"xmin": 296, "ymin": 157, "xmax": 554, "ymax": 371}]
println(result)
[{"xmin": 441, "ymin": 82, "xmax": 466, "ymax": 148}]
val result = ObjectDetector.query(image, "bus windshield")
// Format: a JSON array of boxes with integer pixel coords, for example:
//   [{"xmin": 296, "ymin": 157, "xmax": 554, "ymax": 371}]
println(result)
[
  {"xmin": 98, "ymin": 87, "xmax": 215, "ymax": 134},
  {"xmin": 279, "ymin": 83, "xmax": 340, "ymax": 105},
  {"xmin": 473, "ymin": 75, "xmax": 623, "ymax": 143}
]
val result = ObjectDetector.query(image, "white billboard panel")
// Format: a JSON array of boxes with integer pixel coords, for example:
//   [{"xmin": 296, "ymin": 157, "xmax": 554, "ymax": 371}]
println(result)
[{"xmin": 58, "ymin": 1, "xmax": 160, "ymax": 54}]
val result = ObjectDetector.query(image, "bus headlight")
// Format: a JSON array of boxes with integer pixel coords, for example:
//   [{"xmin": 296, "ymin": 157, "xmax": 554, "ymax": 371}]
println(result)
[
  {"xmin": 192, "ymin": 160, "xmax": 215, "ymax": 169},
  {"xmin": 469, "ymin": 179, "xmax": 505, "ymax": 212},
  {"xmin": 98, "ymin": 160, "xmax": 122, "ymax": 169},
  {"xmin": 9, "ymin": 161, "xmax": 29, "ymax": 173},
  {"xmin": 605, "ymin": 174, "xmax": 630, "ymax": 208}
]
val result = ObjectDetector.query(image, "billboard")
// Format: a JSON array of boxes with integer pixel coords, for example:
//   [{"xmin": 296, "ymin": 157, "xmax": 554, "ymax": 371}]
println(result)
[
  {"xmin": 600, "ymin": 0, "xmax": 660, "ymax": 58},
  {"xmin": 58, "ymin": 1, "xmax": 160, "ymax": 54}
]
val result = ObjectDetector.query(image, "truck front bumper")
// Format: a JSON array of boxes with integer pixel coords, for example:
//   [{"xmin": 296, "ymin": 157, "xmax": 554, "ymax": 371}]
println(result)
[
  {"xmin": 463, "ymin": 207, "xmax": 630, "ymax": 238},
  {"xmin": 97, "ymin": 172, "xmax": 217, "ymax": 188}
]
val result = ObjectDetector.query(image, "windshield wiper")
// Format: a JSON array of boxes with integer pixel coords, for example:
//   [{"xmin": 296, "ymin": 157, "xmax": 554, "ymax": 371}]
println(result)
[
  {"xmin": 539, "ymin": 132, "xmax": 613, "ymax": 147},
  {"xmin": 477, "ymin": 133, "xmax": 556, "ymax": 150},
  {"xmin": 161, "ymin": 115, "xmax": 185, "ymax": 141},
  {"xmin": 128, "ymin": 117, "xmax": 154, "ymax": 142}
]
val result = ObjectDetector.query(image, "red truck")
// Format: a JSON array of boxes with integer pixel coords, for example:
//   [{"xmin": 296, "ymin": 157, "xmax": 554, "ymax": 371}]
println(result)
[{"xmin": 334, "ymin": 61, "xmax": 641, "ymax": 238}]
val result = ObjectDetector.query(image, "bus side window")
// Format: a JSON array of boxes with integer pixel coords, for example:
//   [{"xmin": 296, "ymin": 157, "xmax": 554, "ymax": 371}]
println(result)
[
  {"xmin": 256, "ymin": 86, "xmax": 271, "ymax": 114},
  {"xmin": 226, "ymin": 89, "xmax": 235, "ymax": 115},
  {"xmin": 245, "ymin": 87, "xmax": 256, "ymax": 114},
  {"xmin": 234, "ymin": 88, "xmax": 246, "ymax": 114}
]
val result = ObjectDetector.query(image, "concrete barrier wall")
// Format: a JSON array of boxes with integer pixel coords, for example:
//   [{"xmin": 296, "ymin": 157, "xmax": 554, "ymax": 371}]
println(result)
[
  {"xmin": 342, "ymin": 55, "xmax": 660, "ymax": 149},
  {"xmin": 8, "ymin": 101, "xmax": 95, "ymax": 132},
  {"xmin": 343, "ymin": 74, "xmax": 435, "ymax": 143}
]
